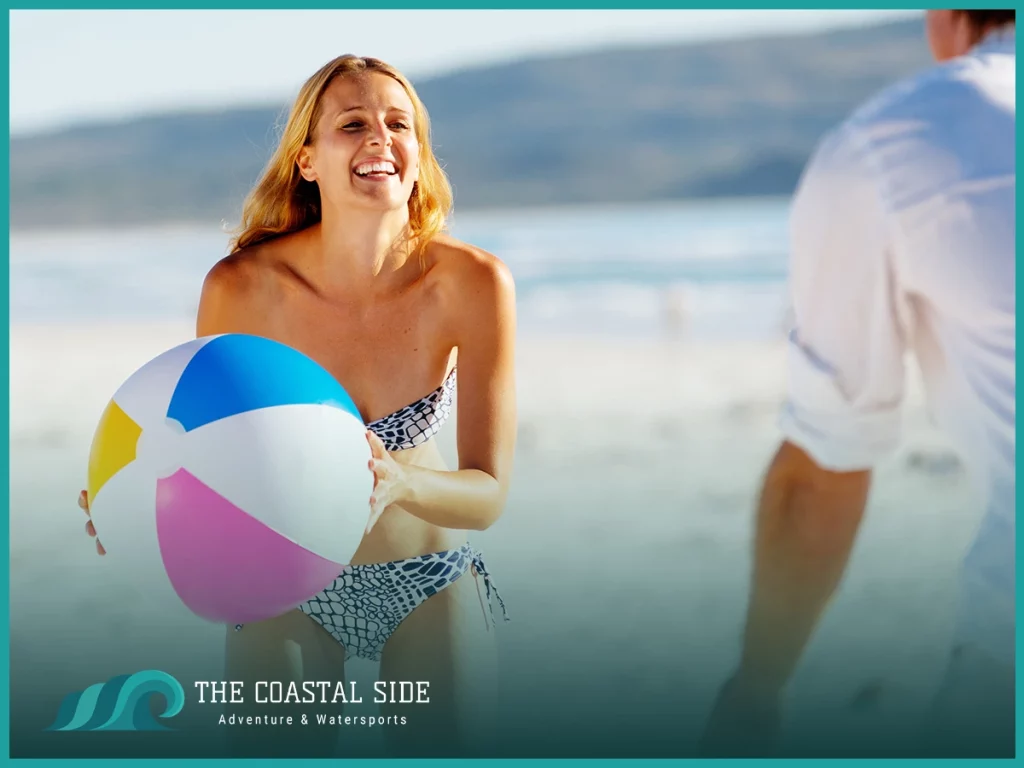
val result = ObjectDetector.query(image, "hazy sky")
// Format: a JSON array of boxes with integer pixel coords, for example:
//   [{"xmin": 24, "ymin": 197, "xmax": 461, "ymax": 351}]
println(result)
[{"xmin": 11, "ymin": 9, "xmax": 922, "ymax": 135}]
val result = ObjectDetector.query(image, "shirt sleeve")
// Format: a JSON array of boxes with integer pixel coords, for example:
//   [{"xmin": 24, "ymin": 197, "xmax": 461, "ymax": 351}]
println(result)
[{"xmin": 778, "ymin": 120, "xmax": 911, "ymax": 472}]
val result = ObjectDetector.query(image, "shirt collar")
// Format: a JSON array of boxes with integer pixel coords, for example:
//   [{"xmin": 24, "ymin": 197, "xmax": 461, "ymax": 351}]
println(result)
[{"xmin": 974, "ymin": 25, "xmax": 1016, "ymax": 55}]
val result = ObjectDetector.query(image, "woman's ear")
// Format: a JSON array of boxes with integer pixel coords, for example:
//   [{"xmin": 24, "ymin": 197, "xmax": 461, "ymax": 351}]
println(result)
[{"xmin": 297, "ymin": 146, "xmax": 317, "ymax": 182}]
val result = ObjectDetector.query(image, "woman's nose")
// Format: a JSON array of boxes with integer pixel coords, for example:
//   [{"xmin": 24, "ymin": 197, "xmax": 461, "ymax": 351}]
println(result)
[{"xmin": 366, "ymin": 119, "xmax": 391, "ymax": 147}]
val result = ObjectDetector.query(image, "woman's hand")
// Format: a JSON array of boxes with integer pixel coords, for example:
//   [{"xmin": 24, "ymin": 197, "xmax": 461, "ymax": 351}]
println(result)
[
  {"xmin": 78, "ymin": 490, "xmax": 106, "ymax": 556},
  {"xmin": 365, "ymin": 430, "xmax": 410, "ymax": 535}
]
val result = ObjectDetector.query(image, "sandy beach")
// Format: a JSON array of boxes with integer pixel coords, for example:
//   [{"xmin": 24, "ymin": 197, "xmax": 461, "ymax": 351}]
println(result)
[{"xmin": 10, "ymin": 320, "xmax": 979, "ymax": 755}]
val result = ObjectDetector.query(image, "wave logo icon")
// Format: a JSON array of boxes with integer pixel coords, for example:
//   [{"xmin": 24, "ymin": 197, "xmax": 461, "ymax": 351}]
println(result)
[{"xmin": 46, "ymin": 670, "xmax": 185, "ymax": 732}]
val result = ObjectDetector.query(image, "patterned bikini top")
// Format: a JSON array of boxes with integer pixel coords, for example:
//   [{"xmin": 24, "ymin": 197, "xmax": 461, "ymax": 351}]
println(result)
[{"xmin": 366, "ymin": 368, "xmax": 457, "ymax": 452}]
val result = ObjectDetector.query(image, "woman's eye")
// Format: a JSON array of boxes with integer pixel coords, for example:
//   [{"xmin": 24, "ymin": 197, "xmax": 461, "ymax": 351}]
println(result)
[{"xmin": 341, "ymin": 120, "xmax": 408, "ymax": 131}]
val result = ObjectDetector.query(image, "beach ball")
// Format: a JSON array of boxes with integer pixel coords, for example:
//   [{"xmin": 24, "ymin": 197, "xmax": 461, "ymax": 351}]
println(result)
[{"xmin": 86, "ymin": 333, "xmax": 373, "ymax": 626}]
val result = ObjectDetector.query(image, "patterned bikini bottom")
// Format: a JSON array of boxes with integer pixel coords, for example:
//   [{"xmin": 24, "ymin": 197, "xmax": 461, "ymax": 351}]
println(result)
[{"xmin": 235, "ymin": 543, "xmax": 508, "ymax": 662}]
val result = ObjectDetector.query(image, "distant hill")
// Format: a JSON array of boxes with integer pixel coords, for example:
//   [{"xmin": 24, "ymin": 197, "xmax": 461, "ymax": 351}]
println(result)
[{"xmin": 11, "ymin": 18, "xmax": 932, "ymax": 230}]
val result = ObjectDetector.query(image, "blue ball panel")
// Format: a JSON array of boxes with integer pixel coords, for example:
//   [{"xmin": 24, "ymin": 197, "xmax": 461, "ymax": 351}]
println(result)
[{"xmin": 167, "ymin": 334, "xmax": 363, "ymax": 432}]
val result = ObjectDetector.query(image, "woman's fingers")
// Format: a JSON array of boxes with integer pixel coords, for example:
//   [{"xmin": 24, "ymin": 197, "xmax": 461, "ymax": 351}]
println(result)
[
  {"xmin": 78, "ymin": 489, "xmax": 105, "ymax": 555},
  {"xmin": 365, "ymin": 429, "xmax": 388, "ymax": 460},
  {"xmin": 365, "ymin": 498, "xmax": 385, "ymax": 536}
]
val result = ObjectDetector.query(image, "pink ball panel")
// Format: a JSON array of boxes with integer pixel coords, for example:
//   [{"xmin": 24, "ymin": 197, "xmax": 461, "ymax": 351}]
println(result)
[{"xmin": 155, "ymin": 468, "xmax": 347, "ymax": 625}]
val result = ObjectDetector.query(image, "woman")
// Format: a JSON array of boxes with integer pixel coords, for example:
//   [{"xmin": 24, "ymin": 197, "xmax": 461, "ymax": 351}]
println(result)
[{"xmin": 77, "ymin": 54, "xmax": 516, "ymax": 757}]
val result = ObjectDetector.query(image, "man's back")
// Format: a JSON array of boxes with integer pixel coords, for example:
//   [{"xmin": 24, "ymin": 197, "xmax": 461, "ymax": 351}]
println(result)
[
  {"xmin": 855, "ymin": 28, "xmax": 1016, "ymax": 664},
  {"xmin": 783, "ymin": 26, "xmax": 1015, "ymax": 662},
  {"xmin": 701, "ymin": 19, "xmax": 1016, "ymax": 759}
]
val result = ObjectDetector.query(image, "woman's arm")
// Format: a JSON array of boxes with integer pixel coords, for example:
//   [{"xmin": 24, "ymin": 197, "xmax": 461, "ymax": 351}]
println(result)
[
  {"xmin": 366, "ymin": 249, "xmax": 517, "ymax": 533},
  {"xmin": 78, "ymin": 255, "xmax": 254, "ymax": 553},
  {"xmin": 198, "ymin": 256, "xmax": 342, "ymax": 756},
  {"xmin": 196, "ymin": 255, "xmax": 253, "ymax": 338}
]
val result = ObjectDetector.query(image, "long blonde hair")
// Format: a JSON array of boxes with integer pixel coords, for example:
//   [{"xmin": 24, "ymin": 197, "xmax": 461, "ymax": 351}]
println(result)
[{"xmin": 229, "ymin": 55, "xmax": 452, "ymax": 254}]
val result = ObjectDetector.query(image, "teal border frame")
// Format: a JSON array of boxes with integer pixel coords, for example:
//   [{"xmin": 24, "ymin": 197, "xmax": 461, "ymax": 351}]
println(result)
[
  {"xmin": 4, "ymin": 4, "xmax": 1019, "ymax": 765},
  {"xmin": 7, "ymin": 2, "xmax": 1002, "ymax": 9}
]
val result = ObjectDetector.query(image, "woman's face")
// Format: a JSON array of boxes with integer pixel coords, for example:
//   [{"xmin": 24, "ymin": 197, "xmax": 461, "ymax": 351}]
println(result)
[{"xmin": 299, "ymin": 72, "xmax": 421, "ymax": 214}]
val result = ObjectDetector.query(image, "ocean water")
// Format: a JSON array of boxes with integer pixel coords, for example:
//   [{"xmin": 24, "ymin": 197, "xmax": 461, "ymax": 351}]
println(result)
[{"xmin": 10, "ymin": 196, "xmax": 792, "ymax": 340}]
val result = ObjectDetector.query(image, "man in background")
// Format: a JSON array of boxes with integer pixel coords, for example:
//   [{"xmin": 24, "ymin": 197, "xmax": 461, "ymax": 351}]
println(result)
[{"xmin": 701, "ymin": 9, "xmax": 1015, "ymax": 757}]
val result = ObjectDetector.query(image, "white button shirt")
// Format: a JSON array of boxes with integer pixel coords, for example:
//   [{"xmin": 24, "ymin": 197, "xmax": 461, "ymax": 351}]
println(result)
[{"xmin": 779, "ymin": 28, "xmax": 1016, "ymax": 666}]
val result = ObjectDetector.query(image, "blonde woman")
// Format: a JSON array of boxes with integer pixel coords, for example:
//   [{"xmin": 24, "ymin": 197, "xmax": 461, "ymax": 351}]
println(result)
[{"xmin": 78, "ymin": 55, "xmax": 515, "ymax": 757}]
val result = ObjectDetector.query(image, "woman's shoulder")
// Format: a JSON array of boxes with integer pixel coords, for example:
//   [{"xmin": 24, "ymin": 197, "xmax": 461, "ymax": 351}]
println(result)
[
  {"xmin": 204, "ymin": 230, "xmax": 306, "ymax": 299},
  {"xmin": 201, "ymin": 251, "xmax": 266, "ymax": 311},
  {"xmin": 426, "ymin": 234, "xmax": 515, "ymax": 300}
]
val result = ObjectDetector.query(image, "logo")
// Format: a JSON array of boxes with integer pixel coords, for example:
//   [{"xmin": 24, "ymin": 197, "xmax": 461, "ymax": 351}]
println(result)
[{"xmin": 46, "ymin": 670, "xmax": 185, "ymax": 732}]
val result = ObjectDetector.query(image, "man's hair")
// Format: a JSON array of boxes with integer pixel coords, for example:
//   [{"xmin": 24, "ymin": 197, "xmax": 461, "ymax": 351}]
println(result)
[{"xmin": 961, "ymin": 10, "xmax": 1015, "ymax": 30}]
